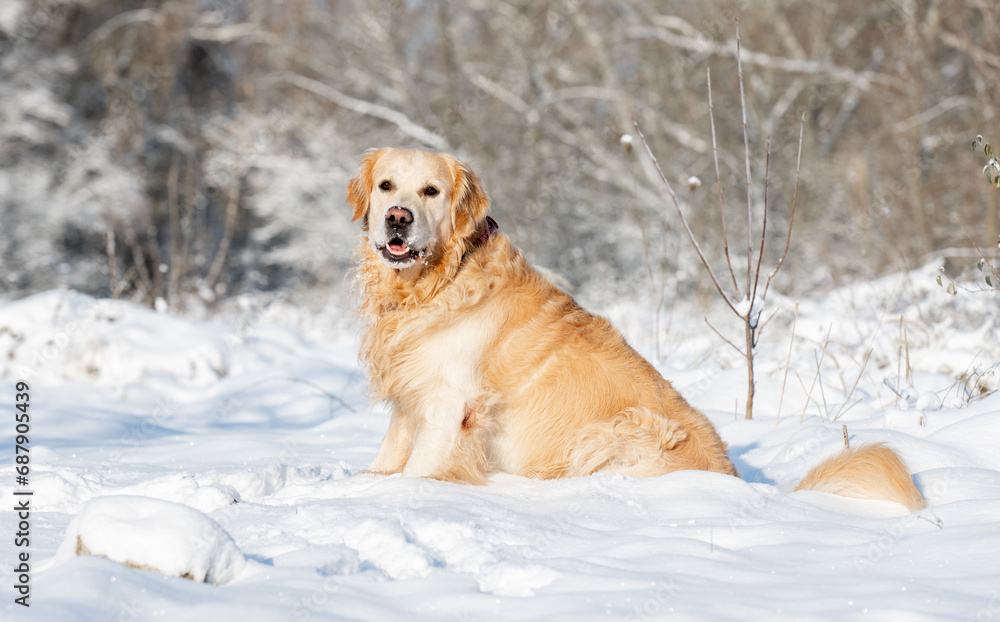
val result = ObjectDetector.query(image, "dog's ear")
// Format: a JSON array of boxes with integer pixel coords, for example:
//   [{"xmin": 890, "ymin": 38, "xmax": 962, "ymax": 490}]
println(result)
[
  {"xmin": 346, "ymin": 149, "xmax": 381, "ymax": 230},
  {"xmin": 452, "ymin": 160, "xmax": 490, "ymax": 238}
]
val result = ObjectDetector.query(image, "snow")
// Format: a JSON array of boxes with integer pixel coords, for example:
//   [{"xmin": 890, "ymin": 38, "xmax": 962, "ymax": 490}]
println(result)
[
  {"xmin": 2, "ymin": 268, "xmax": 999, "ymax": 621},
  {"xmin": 0, "ymin": 1, "xmax": 26, "ymax": 37},
  {"xmin": 732, "ymin": 294, "xmax": 764, "ymax": 323},
  {"xmin": 53, "ymin": 496, "xmax": 247, "ymax": 585}
]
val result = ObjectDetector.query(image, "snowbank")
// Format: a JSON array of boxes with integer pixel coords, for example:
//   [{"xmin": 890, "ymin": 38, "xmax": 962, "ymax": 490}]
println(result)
[{"xmin": 54, "ymin": 495, "xmax": 247, "ymax": 585}]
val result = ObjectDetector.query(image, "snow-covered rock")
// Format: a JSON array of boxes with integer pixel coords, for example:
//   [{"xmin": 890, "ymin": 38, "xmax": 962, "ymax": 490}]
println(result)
[{"xmin": 55, "ymin": 495, "xmax": 247, "ymax": 585}]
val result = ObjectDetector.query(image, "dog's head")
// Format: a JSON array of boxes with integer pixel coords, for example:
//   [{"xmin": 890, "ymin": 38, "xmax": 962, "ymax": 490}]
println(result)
[{"xmin": 347, "ymin": 148, "xmax": 490, "ymax": 270}]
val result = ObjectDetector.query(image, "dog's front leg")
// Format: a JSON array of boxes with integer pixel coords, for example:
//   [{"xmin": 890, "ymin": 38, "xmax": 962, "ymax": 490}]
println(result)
[
  {"xmin": 401, "ymin": 391, "xmax": 468, "ymax": 478},
  {"xmin": 368, "ymin": 408, "xmax": 413, "ymax": 474}
]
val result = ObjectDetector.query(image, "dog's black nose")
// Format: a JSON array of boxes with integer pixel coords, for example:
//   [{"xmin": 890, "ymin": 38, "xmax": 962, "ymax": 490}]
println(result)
[{"xmin": 386, "ymin": 207, "xmax": 413, "ymax": 226}]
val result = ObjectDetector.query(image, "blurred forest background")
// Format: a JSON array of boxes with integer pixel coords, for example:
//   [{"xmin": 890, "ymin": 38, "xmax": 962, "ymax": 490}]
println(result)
[{"xmin": 1, "ymin": 0, "xmax": 998, "ymax": 312}]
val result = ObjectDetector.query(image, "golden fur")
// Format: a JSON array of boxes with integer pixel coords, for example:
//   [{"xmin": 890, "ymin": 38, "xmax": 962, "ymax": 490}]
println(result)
[
  {"xmin": 795, "ymin": 443, "xmax": 925, "ymax": 511},
  {"xmin": 348, "ymin": 147, "xmax": 925, "ymax": 511}
]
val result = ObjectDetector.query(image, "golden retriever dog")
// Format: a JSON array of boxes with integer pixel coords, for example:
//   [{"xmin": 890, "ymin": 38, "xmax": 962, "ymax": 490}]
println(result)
[{"xmin": 348, "ymin": 147, "xmax": 925, "ymax": 511}]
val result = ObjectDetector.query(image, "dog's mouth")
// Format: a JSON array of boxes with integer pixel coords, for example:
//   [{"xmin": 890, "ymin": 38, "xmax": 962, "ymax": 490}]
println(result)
[{"xmin": 378, "ymin": 237, "xmax": 426, "ymax": 265}]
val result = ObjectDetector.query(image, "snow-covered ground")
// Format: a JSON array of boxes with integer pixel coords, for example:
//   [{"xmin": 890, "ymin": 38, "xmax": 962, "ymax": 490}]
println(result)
[{"xmin": 2, "ymin": 265, "xmax": 999, "ymax": 622}]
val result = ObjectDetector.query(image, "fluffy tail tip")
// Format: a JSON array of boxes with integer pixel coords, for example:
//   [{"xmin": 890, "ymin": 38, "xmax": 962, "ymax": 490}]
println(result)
[{"xmin": 794, "ymin": 442, "xmax": 925, "ymax": 511}]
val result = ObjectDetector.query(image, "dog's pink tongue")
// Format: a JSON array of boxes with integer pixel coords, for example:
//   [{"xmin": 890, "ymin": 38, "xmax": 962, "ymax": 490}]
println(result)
[{"xmin": 388, "ymin": 241, "xmax": 409, "ymax": 256}]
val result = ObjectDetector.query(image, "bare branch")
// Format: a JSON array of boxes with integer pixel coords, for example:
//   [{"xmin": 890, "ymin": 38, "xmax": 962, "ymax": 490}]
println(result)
[
  {"xmin": 467, "ymin": 72, "xmax": 531, "ymax": 115},
  {"xmin": 167, "ymin": 156, "xmax": 183, "ymax": 308},
  {"xmin": 940, "ymin": 31, "xmax": 1000, "ymax": 70},
  {"xmin": 705, "ymin": 317, "xmax": 744, "ymax": 355},
  {"xmin": 763, "ymin": 112, "xmax": 804, "ymax": 300},
  {"xmin": 819, "ymin": 47, "xmax": 884, "ymax": 156},
  {"xmin": 922, "ymin": 247, "xmax": 1000, "ymax": 261},
  {"xmin": 775, "ymin": 302, "xmax": 799, "ymax": 427},
  {"xmin": 766, "ymin": 78, "xmax": 806, "ymax": 145},
  {"xmin": 891, "ymin": 96, "xmax": 976, "ymax": 134},
  {"xmin": 205, "ymin": 178, "xmax": 241, "ymax": 297},
  {"xmin": 707, "ymin": 67, "xmax": 741, "ymax": 296},
  {"xmin": 627, "ymin": 19, "xmax": 902, "ymax": 89},
  {"xmin": 105, "ymin": 228, "xmax": 120, "ymax": 299},
  {"xmin": 127, "ymin": 235, "xmax": 154, "ymax": 306},
  {"xmin": 737, "ymin": 20, "xmax": 754, "ymax": 300},
  {"xmin": 751, "ymin": 136, "xmax": 770, "ymax": 306},
  {"xmin": 563, "ymin": 3, "xmax": 672, "ymax": 199},
  {"xmin": 189, "ymin": 23, "xmax": 277, "ymax": 44},
  {"xmin": 84, "ymin": 9, "xmax": 157, "ymax": 50},
  {"xmin": 265, "ymin": 73, "xmax": 450, "ymax": 151},
  {"xmin": 959, "ymin": 219, "xmax": 1000, "ymax": 283},
  {"xmin": 800, "ymin": 324, "xmax": 833, "ymax": 424},
  {"xmin": 833, "ymin": 294, "xmax": 894, "ymax": 420},
  {"xmin": 543, "ymin": 85, "xmax": 625, "ymax": 106},
  {"xmin": 754, "ymin": 305, "xmax": 782, "ymax": 343},
  {"xmin": 632, "ymin": 120, "xmax": 739, "ymax": 315}
]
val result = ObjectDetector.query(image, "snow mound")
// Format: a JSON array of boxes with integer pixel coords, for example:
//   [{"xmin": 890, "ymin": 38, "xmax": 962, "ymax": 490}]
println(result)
[
  {"xmin": 0, "ymin": 290, "xmax": 232, "ymax": 387},
  {"xmin": 56, "ymin": 495, "xmax": 247, "ymax": 584}
]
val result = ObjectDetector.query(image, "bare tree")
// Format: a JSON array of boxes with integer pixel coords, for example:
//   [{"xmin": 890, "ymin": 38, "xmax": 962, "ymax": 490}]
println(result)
[{"xmin": 633, "ymin": 22, "xmax": 804, "ymax": 419}]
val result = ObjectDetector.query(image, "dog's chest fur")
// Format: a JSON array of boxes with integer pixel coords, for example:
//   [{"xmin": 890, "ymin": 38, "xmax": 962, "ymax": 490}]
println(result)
[{"xmin": 362, "ymin": 269, "xmax": 498, "ymax": 407}]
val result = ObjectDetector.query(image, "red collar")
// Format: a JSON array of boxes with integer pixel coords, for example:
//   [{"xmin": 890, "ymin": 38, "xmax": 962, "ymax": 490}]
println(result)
[{"xmin": 472, "ymin": 216, "xmax": 499, "ymax": 248}]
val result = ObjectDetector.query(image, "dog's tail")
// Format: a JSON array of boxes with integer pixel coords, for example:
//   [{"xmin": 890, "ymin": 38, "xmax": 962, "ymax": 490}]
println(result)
[{"xmin": 794, "ymin": 442, "xmax": 925, "ymax": 511}]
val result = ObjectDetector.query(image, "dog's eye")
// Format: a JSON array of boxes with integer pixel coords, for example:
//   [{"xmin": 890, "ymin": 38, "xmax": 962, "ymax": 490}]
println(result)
[
  {"xmin": 379, "ymin": 181, "xmax": 392, "ymax": 191},
  {"xmin": 424, "ymin": 186, "xmax": 438, "ymax": 197}
]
